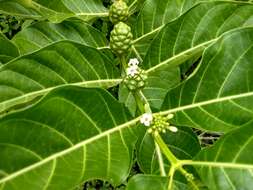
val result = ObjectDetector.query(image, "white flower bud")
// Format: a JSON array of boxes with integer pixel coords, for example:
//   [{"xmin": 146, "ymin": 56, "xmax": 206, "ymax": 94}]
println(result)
[{"xmin": 168, "ymin": 126, "xmax": 178, "ymax": 133}]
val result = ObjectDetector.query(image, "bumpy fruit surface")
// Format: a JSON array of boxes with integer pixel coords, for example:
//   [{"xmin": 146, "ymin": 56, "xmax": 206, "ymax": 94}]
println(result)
[
  {"xmin": 110, "ymin": 22, "xmax": 133, "ymax": 55},
  {"xmin": 124, "ymin": 70, "xmax": 147, "ymax": 91},
  {"xmin": 109, "ymin": 0, "xmax": 129, "ymax": 24}
]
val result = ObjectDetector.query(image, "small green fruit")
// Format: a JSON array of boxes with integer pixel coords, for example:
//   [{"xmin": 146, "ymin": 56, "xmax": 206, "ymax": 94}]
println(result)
[
  {"xmin": 110, "ymin": 22, "xmax": 133, "ymax": 55},
  {"xmin": 123, "ymin": 69, "xmax": 147, "ymax": 91},
  {"xmin": 109, "ymin": 0, "xmax": 129, "ymax": 24}
]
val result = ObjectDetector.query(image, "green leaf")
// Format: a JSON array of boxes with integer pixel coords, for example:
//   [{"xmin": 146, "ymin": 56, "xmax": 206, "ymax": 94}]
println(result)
[
  {"xmin": 132, "ymin": 0, "xmax": 197, "ymax": 59},
  {"xmin": 0, "ymin": 33, "xmax": 19, "ymax": 63},
  {"xmin": 161, "ymin": 27, "xmax": 253, "ymax": 132},
  {"xmin": 0, "ymin": 86, "xmax": 139, "ymax": 189},
  {"xmin": 186, "ymin": 122, "xmax": 253, "ymax": 190},
  {"xmin": 0, "ymin": 0, "xmax": 108, "ymax": 23},
  {"xmin": 12, "ymin": 20, "xmax": 108, "ymax": 55},
  {"xmin": 143, "ymin": 1, "xmax": 253, "ymax": 74},
  {"xmin": 0, "ymin": 41, "xmax": 120, "ymax": 115},
  {"xmin": 126, "ymin": 174, "xmax": 187, "ymax": 190},
  {"xmin": 137, "ymin": 126, "xmax": 200, "ymax": 174}
]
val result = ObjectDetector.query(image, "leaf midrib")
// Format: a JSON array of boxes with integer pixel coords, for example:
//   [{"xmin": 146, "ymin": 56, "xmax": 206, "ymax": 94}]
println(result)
[
  {"xmin": 0, "ymin": 40, "xmax": 110, "ymax": 70},
  {"xmin": 0, "ymin": 79, "xmax": 122, "ymax": 114},
  {"xmin": 0, "ymin": 117, "xmax": 140, "ymax": 184},
  {"xmin": 146, "ymin": 39, "xmax": 216, "ymax": 74},
  {"xmin": 182, "ymin": 160, "xmax": 253, "ymax": 169},
  {"xmin": 159, "ymin": 91, "xmax": 253, "ymax": 116}
]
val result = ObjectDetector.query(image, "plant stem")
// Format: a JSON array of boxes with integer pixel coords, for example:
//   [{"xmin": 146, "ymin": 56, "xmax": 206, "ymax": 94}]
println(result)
[
  {"xmin": 137, "ymin": 90, "xmax": 149, "ymax": 105},
  {"xmin": 120, "ymin": 55, "xmax": 127, "ymax": 74},
  {"xmin": 189, "ymin": 179, "xmax": 200, "ymax": 190},
  {"xmin": 133, "ymin": 92, "xmax": 145, "ymax": 113},
  {"xmin": 177, "ymin": 165, "xmax": 199, "ymax": 190},
  {"xmin": 155, "ymin": 142, "xmax": 166, "ymax": 176},
  {"xmin": 154, "ymin": 134, "xmax": 178, "ymax": 165},
  {"xmin": 133, "ymin": 90, "xmax": 151, "ymax": 113},
  {"xmin": 168, "ymin": 167, "xmax": 175, "ymax": 190},
  {"xmin": 154, "ymin": 134, "xmax": 199, "ymax": 189}
]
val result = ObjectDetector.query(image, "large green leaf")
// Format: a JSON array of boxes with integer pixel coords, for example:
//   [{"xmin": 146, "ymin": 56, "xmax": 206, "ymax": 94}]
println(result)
[
  {"xmin": 137, "ymin": 126, "xmax": 200, "ymax": 174},
  {"xmin": 161, "ymin": 27, "xmax": 253, "ymax": 132},
  {"xmin": 126, "ymin": 175, "xmax": 188, "ymax": 190},
  {"xmin": 132, "ymin": 0, "xmax": 197, "ymax": 59},
  {"xmin": 132, "ymin": 0, "xmax": 252, "ymax": 60},
  {"xmin": 143, "ymin": 1, "xmax": 253, "ymax": 74},
  {"xmin": 12, "ymin": 20, "xmax": 108, "ymax": 55},
  {"xmin": 0, "ymin": 33, "xmax": 19, "ymax": 63},
  {"xmin": 0, "ymin": 41, "xmax": 120, "ymax": 115},
  {"xmin": 0, "ymin": 0, "xmax": 108, "ymax": 23},
  {"xmin": 184, "ymin": 122, "xmax": 253, "ymax": 190},
  {"xmin": 0, "ymin": 86, "xmax": 139, "ymax": 189}
]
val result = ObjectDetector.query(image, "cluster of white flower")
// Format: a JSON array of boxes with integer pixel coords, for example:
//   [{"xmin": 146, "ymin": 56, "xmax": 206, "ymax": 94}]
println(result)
[
  {"xmin": 140, "ymin": 113, "xmax": 178, "ymax": 135},
  {"xmin": 126, "ymin": 58, "xmax": 139, "ymax": 77}
]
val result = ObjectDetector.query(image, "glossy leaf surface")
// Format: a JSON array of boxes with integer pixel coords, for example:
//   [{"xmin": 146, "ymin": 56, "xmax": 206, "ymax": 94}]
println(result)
[
  {"xmin": 12, "ymin": 20, "xmax": 108, "ymax": 55},
  {"xmin": 0, "ymin": 0, "xmax": 108, "ymax": 22},
  {"xmin": 144, "ymin": 1, "xmax": 253, "ymax": 74},
  {"xmin": 0, "ymin": 87, "xmax": 138, "ymax": 189},
  {"xmin": 0, "ymin": 33, "xmax": 19, "ymax": 63},
  {"xmin": 162, "ymin": 27, "xmax": 253, "ymax": 132},
  {"xmin": 192, "ymin": 122, "xmax": 253, "ymax": 190},
  {"xmin": 0, "ymin": 41, "xmax": 120, "ymax": 114}
]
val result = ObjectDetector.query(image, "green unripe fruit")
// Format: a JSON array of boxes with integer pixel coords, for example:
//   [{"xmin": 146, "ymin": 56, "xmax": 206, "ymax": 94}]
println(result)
[
  {"xmin": 109, "ymin": 0, "xmax": 129, "ymax": 24},
  {"xmin": 110, "ymin": 22, "xmax": 133, "ymax": 55},
  {"xmin": 123, "ymin": 69, "xmax": 147, "ymax": 91}
]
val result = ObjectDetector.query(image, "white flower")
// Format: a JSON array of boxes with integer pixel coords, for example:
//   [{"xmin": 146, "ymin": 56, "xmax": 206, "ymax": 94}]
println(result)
[
  {"xmin": 140, "ymin": 113, "xmax": 153, "ymax": 126},
  {"xmin": 126, "ymin": 65, "xmax": 138, "ymax": 77},
  {"xmin": 128, "ymin": 58, "xmax": 139, "ymax": 67},
  {"xmin": 168, "ymin": 126, "xmax": 178, "ymax": 133}
]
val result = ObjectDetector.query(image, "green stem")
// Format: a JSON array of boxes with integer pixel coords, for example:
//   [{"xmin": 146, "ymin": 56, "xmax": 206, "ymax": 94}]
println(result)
[
  {"xmin": 120, "ymin": 55, "xmax": 127, "ymax": 75},
  {"xmin": 154, "ymin": 134, "xmax": 199, "ymax": 189},
  {"xmin": 155, "ymin": 142, "xmax": 166, "ymax": 176},
  {"xmin": 136, "ymin": 90, "xmax": 151, "ymax": 113},
  {"xmin": 133, "ymin": 92, "xmax": 145, "ymax": 113},
  {"xmin": 168, "ymin": 167, "xmax": 175, "ymax": 190},
  {"xmin": 177, "ymin": 166, "xmax": 199, "ymax": 190},
  {"xmin": 133, "ymin": 90, "xmax": 151, "ymax": 113},
  {"xmin": 189, "ymin": 180, "xmax": 200, "ymax": 190},
  {"xmin": 137, "ymin": 90, "xmax": 149, "ymax": 105},
  {"xmin": 154, "ymin": 134, "xmax": 178, "ymax": 165}
]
